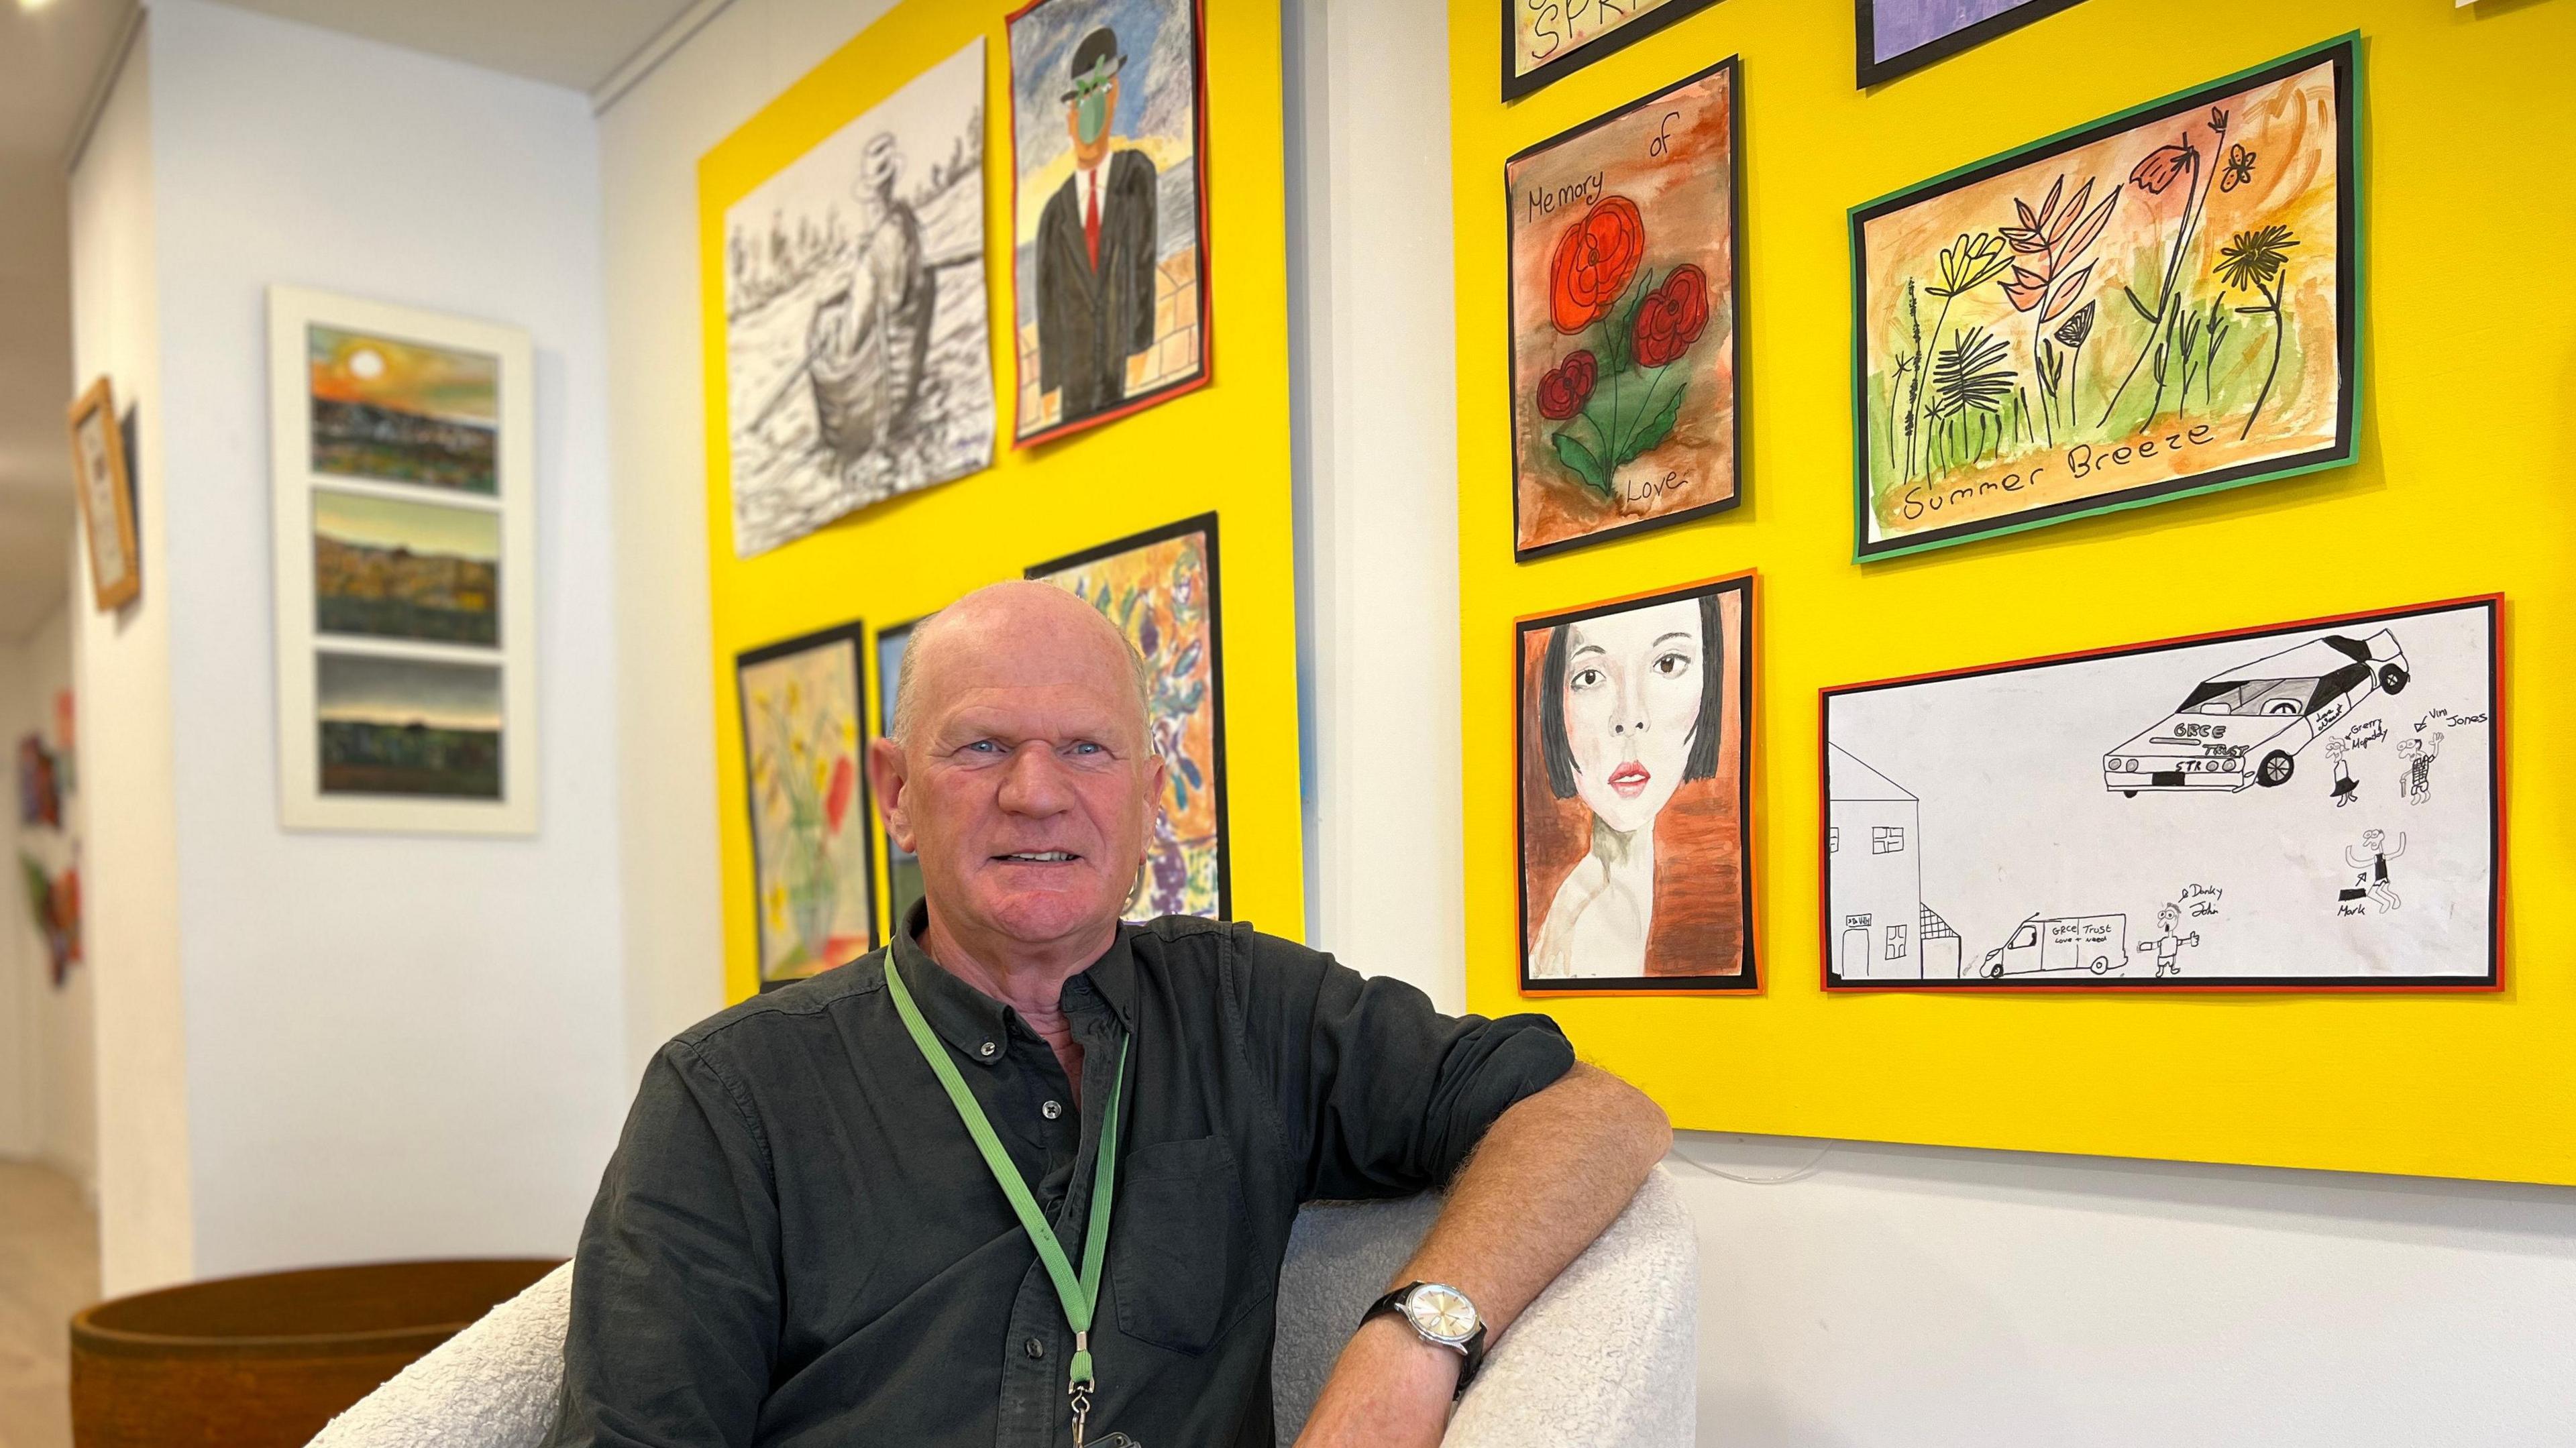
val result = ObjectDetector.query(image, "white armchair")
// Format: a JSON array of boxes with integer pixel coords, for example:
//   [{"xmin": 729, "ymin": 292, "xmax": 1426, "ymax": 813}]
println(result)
[{"xmin": 308, "ymin": 1167, "xmax": 1697, "ymax": 1447}]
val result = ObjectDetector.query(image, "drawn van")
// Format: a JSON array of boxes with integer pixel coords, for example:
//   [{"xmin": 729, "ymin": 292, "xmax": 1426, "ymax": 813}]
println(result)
[
  {"xmin": 2103, "ymin": 629, "xmax": 2409, "ymax": 795},
  {"xmin": 1979, "ymin": 913, "xmax": 2129, "ymax": 978}
]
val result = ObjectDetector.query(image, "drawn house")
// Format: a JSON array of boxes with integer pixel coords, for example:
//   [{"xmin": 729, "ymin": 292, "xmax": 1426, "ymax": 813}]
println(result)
[{"xmin": 1827, "ymin": 744, "xmax": 1962, "ymax": 980}]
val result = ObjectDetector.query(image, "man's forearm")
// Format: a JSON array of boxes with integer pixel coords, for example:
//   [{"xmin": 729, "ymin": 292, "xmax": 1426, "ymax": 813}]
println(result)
[{"xmin": 1293, "ymin": 1062, "xmax": 1672, "ymax": 1445}]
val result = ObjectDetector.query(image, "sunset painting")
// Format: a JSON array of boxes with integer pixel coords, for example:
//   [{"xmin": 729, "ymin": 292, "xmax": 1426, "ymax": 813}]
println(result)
[{"xmin": 308, "ymin": 325, "xmax": 502, "ymax": 494}]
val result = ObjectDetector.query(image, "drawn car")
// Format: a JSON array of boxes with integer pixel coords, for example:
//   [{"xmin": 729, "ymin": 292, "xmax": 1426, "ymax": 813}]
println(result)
[
  {"xmin": 2104, "ymin": 629, "xmax": 2408, "ymax": 795},
  {"xmin": 1979, "ymin": 913, "xmax": 2128, "ymax": 978}
]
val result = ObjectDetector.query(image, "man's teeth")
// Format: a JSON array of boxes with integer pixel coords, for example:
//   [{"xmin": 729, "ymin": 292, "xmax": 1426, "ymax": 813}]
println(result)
[{"xmin": 1002, "ymin": 851, "xmax": 1076, "ymax": 862}]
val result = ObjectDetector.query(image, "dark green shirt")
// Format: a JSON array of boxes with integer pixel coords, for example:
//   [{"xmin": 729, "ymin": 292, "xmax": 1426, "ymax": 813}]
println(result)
[{"xmin": 547, "ymin": 913, "xmax": 1573, "ymax": 1448}]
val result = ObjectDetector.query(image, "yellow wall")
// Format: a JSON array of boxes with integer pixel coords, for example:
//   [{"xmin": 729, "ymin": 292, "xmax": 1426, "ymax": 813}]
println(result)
[
  {"xmin": 1451, "ymin": 0, "xmax": 2576, "ymax": 1184},
  {"xmin": 700, "ymin": 0, "xmax": 1305, "ymax": 1003}
]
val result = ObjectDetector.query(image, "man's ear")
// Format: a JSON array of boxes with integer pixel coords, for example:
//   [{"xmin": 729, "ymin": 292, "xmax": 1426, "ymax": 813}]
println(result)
[
  {"xmin": 1141, "ymin": 753, "xmax": 1169, "ymax": 850},
  {"xmin": 869, "ymin": 736, "xmax": 915, "ymax": 853}
]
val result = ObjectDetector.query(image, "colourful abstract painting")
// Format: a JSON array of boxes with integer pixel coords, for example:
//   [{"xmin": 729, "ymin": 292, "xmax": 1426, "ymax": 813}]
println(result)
[
  {"xmin": 1507, "ymin": 58, "xmax": 1741, "ymax": 561},
  {"xmin": 1504, "ymin": 0, "xmax": 1723, "ymax": 101},
  {"xmin": 737, "ymin": 622, "xmax": 877, "ymax": 987},
  {"xmin": 1516, "ymin": 573, "xmax": 1756, "ymax": 993},
  {"xmin": 1028, "ymin": 514, "xmax": 1227, "ymax": 920},
  {"xmin": 1006, "ymin": 0, "xmax": 1210, "ymax": 445},
  {"xmin": 1852, "ymin": 37, "xmax": 2355, "ymax": 559},
  {"xmin": 308, "ymin": 325, "xmax": 500, "ymax": 496}
]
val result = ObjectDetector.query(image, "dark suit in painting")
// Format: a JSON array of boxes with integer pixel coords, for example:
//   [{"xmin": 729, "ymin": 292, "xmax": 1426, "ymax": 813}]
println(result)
[{"xmin": 1036, "ymin": 148, "xmax": 1160, "ymax": 427}]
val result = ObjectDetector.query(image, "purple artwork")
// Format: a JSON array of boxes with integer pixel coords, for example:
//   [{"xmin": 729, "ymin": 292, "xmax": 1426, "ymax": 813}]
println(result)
[{"xmin": 1858, "ymin": 0, "xmax": 2088, "ymax": 86}]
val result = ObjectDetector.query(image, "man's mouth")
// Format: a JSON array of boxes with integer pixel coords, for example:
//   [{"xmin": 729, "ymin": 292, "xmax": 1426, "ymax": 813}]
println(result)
[
  {"xmin": 996, "ymin": 850, "xmax": 1080, "ymax": 864},
  {"xmin": 1609, "ymin": 763, "xmax": 1650, "ymax": 798}
]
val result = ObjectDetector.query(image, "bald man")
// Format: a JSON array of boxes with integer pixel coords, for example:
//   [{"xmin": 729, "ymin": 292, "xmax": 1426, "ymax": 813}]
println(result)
[{"xmin": 547, "ymin": 583, "xmax": 1669, "ymax": 1448}]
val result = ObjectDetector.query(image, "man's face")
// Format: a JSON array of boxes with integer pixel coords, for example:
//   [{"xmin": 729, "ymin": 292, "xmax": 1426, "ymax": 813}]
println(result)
[
  {"xmin": 1067, "ymin": 75, "xmax": 1119, "ymax": 169},
  {"xmin": 872, "ymin": 597, "xmax": 1163, "ymax": 952}
]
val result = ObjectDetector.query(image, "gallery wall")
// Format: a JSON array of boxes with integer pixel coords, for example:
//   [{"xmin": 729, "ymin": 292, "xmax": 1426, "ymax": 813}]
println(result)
[
  {"xmin": 67, "ymin": 0, "xmax": 632, "ymax": 1290},
  {"xmin": 1448, "ymin": 0, "xmax": 2575, "ymax": 1185}
]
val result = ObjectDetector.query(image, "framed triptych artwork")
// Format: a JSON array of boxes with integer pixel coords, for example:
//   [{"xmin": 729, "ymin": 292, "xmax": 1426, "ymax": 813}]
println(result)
[
  {"xmin": 1851, "ymin": 36, "xmax": 2358, "ymax": 560},
  {"xmin": 739, "ymin": 621, "xmax": 879, "ymax": 989},
  {"xmin": 1855, "ymin": 0, "xmax": 2092, "ymax": 88},
  {"xmin": 1503, "ymin": 0, "xmax": 1724, "ymax": 103},
  {"xmin": 1006, "ymin": 0, "xmax": 1213, "ymax": 447},
  {"xmin": 1027, "ymin": 514, "xmax": 1228, "ymax": 920},
  {"xmin": 1821, "ymin": 597, "xmax": 2501, "ymax": 991},
  {"xmin": 1517, "ymin": 572, "xmax": 1756, "ymax": 993},
  {"xmin": 1507, "ymin": 57, "xmax": 1743, "ymax": 561},
  {"xmin": 266, "ymin": 286, "xmax": 537, "ymax": 834}
]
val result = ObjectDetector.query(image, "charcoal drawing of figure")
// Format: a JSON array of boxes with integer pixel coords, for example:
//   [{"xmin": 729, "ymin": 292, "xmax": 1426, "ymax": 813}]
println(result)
[
  {"xmin": 2146, "ymin": 904, "xmax": 2200, "ymax": 978},
  {"xmin": 1036, "ymin": 27, "xmax": 1159, "ymax": 429},
  {"xmin": 2339, "ymin": 829, "xmax": 2404, "ymax": 913},
  {"xmin": 722, "ymin": 41, "xmax": 997, "ymax": 557},
  {"xmin": 1516, "ymin": 575, "xmax": 1754, "ymax": 991},
  {"xmin": 2324, "ymin": 736, "xmax": 2357, "ymax": 807},
  {"xmin": 2398, "ymin": 732, "xmax": 2442, "ymax": 805}
]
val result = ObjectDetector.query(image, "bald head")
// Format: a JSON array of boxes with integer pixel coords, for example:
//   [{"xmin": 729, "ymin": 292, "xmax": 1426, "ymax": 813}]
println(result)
[{"xmin": 891, "ymin": 580, "xmax": 1152, "ymax": 746}]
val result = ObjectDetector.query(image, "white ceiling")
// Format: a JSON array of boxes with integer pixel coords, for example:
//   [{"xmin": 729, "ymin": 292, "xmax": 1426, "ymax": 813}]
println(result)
[
  {"xmin": 216, "ymin": 0, "xmax": 704, "ymax": 92},
  {"xmin": 0, "ymin": 0, "xmax": 699, "ymax": 640}
]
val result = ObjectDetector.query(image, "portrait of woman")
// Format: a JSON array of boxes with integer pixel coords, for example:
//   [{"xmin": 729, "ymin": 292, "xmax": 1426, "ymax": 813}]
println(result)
[{"xmin": 1517, "ymin": 573, "xmax": 1756, "ymax": 991}]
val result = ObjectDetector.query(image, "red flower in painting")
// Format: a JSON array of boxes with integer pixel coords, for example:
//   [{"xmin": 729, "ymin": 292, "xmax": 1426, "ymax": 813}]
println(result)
[
  {"xmin": 1536, "ymin": 349, "xmax": 1597, "ymax": 419},
  {"xmin": 2129, "ymin": 137, "xmax": 2199, "ymax": 195},
  {"xmin": 1548, "ymin": 197, "xmax": 1646, "ymax": 333},
  {"xmin": 1630, "ymin": 266, "xmax": 1709, "ymax": 370},
  {"xmin": 824, "ymin": 755, "xmax": 855, "ymax": 834}
]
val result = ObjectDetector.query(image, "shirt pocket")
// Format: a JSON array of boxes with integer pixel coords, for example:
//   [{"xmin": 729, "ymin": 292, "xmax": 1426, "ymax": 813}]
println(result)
[{"xmin": 1110, "ymin": 1135, "xmax": 1254, "ymax": 1355}]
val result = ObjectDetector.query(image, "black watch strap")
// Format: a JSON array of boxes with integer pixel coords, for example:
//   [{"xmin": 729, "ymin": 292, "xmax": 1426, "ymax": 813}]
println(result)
[{"xmin": 1361, "ymin": 1282, "xmax": 1488, "ymax": 1400}]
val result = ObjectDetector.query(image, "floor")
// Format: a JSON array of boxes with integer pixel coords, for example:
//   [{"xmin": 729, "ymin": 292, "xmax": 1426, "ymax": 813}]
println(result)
[{"xmin": 0, "ymin": 1161, "xmax": 95, "ymax": 1448}]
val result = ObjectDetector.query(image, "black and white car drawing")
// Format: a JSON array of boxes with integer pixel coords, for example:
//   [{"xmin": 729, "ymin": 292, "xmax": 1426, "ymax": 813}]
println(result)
[{"xmin": 2104, "ymin": 629, "xmax": 2409, "ymax": 795}]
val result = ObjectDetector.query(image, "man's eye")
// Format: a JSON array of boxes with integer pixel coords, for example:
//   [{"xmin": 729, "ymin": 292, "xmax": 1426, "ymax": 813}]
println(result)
[
  {"xmin": 1654, "ymin": 652, "xmax": 1693, "ymax": 677},
  {"xmin": 1070, "ymin": 742, "xmax": 1105, "ymax": 756},
  {"xmin": 1570, "ymin": 667, "xmax": 1606, "ymax": 690},
  {"xmin": 963, "ymin": 740, "xmax": 1001, "ymax": 754}
]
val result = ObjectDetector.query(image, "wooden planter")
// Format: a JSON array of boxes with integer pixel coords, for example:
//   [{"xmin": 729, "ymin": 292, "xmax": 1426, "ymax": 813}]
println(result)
[{"xmin": 69, "ymin": 1257, "xmax": 561, "ymax": 1447}]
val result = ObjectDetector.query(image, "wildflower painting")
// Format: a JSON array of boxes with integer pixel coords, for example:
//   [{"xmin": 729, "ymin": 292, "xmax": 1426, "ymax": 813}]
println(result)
[
  {"xmin": 1027, "ymin": 514, "xmax": 1228, "ymax": 920},
  {"xmin": 737, "ymin": 622, "xmax": 875, "ymax": 988},
  {"xmin": 1508, "ymin": 58, "xmax": 1741, "ymax": 561},
  {"xmin": 1851, "ymin": 36, "xmax": 2356, "ymax": 560}
]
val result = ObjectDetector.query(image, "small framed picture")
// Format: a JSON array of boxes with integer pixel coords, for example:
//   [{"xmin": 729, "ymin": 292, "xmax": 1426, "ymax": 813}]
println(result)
[
  {"xmin": 267, "ymin": 286, "xmax": 536, "ymax": 834},
  {"xmin": 65, "ymin": 377, "xmax": 140, "ymax": 612},
  {"xmin": 1516, "ymin": 571, "xmax": 1757, "ymax": 993},
  {"xmin": 738, "ymin": 620, "xmax": 879, "ymax": 989}
]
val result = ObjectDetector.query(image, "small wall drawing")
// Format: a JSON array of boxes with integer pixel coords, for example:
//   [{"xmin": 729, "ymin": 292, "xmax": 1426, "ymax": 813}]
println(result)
[
  {"xmin": 1028, "ymin": 514, "xmax": 1227, "ymax": 920},
  {"xmin": 1856, "ymin": 0, "xmax": 2091, "ymax": 87},
  {"xmin": 724, "ymin": 40, "xmax": 997, "ymax": 558},
  {"xmin": 1822, "ymin": 596, "xmax": 2500, "ymax": 989},
  {"xmin": 737, "ymin": 621, "xmax": 877, "ymax": 988},
  {"xmin": 1517, "ymin": 573, "xmax": 1756, "ymax": 993},
  {"xmin": 1851, "ymin": 36, "xmax": 2356, "ymax": 560},
  {"xmin": 1503, "ymin": 0, "xmax": 1723, "ymax": 103},
  {"xmin": 874, "ymin": 618, "xmax": 926, "ymax": 932},
  {"xmin": 1008, "ymin": 0, "xmax": 1211, "ymax": 446},
  {"xmin": 1507, "ymin": 58, "xmax": 1741, "ymax": 561}
]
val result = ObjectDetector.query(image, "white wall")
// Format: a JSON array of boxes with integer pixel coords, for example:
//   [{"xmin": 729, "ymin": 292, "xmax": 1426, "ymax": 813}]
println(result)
[
  {"xmin": 66, "ymin": 27, "xmax": 192, "ymax": 1293},
  {"xmin": 596, "ymin": 0, "xmax": 897, "ymax": 1076},
  {"xmin": 65, "ymin": 0, "xmax": 631, "ymax": 1288},
  {"xmin": 0, "ymin": 596, "xmax": 97, "ymax": 1190}
]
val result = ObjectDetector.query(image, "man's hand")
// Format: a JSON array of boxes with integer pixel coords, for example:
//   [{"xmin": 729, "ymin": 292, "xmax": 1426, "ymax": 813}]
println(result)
[{"xmin": 1291, "ymin": 1062, "xmax": 1670, "ymax": 1447}]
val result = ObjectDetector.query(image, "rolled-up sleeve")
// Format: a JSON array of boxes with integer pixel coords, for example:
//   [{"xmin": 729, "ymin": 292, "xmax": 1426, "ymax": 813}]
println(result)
[
  {"xmin": 1228, "ymin": 930, "xmax": 1574, "ymax": 1203},
  {"xmin": 547, "ymin": 1040, "xmax": 782, "ymax": 1448}
]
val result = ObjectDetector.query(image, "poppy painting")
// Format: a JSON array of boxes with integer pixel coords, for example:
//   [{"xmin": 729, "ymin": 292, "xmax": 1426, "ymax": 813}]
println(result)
[
  {"xmin": 1516, "ymin": 573, "xmax": 1756, "ymax": 993},
  {"xmin": 1852, "ymin": 36, "xmax": 2357, "ymax": 559},
  {"xmin": 737, "ymin": 622, "xmax": 877, "ymax": 989},
  {"xmin": 1507, "ymin": 58, "xmax": 1742, "ymax": 561},
  {"xmin": 1028, "ymin": 514, "xmax": 1228, "ymax": 920}
]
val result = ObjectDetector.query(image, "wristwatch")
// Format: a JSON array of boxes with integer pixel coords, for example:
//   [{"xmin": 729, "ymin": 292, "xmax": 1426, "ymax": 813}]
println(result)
[{"xmin": 1361, "ymin": 1281, "xmax": 1487, "ymax": 1399}]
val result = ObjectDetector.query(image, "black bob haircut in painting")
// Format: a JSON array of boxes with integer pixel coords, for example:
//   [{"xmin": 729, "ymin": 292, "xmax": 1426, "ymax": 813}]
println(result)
[{"xmin": 1540, "ymin": 592, "xmax": 1726, "ymax": 799}]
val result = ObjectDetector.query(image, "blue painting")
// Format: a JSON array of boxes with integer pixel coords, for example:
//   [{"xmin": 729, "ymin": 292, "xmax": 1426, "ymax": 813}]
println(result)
[{"xmin": 1858, "ymin": 0, "xmax": 2088, "ymax": 87}]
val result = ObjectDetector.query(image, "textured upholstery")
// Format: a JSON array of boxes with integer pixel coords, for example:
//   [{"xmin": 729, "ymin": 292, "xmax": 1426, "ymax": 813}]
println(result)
[{"xmin": 308, "ymin": 1167, "xmax": 1697, "ymax": 1447}]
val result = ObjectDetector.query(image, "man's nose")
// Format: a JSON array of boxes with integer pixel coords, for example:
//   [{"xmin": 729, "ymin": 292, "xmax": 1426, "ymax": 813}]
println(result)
[{"xmin": 996, "ymin": 744, "xmax": 1071, "ymax": 815}]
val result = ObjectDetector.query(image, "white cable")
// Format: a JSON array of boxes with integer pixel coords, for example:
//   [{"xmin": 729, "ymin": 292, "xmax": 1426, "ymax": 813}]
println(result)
[{"xmin": 1668, "ymin": 1142, "xmax": 1835, "ymax": 1186}]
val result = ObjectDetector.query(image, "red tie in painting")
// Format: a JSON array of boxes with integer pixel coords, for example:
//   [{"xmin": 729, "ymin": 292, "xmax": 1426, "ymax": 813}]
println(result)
[{"xmin": 1083, "ymin": 172, "xmax": 1102, "ymax": 271}]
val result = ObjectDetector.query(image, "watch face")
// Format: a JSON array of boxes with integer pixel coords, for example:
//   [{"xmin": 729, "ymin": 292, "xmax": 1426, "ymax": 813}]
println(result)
[{"xmin": 1404, "ymin": 1283, "xmax": 1479, "ymax": 1345}]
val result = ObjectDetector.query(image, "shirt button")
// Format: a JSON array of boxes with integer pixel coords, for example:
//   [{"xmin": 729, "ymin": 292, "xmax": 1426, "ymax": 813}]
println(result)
[
  {"xmin": 1042, "ymin": 1100, "xmax": 1063, "ymax": 1120},
  {"xmin": 1024, "ymin": 1337, "xmax": 1046, "ymax": 1360},
  {"xmin": 979, "ymin": 1040, "xmax": 998, "ymax": 1058}
]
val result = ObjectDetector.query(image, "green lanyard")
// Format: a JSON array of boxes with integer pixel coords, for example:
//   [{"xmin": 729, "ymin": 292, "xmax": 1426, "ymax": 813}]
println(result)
[{"xmin": 884, "ymin": 956, "xmax": 1129, "ymax": 1431}]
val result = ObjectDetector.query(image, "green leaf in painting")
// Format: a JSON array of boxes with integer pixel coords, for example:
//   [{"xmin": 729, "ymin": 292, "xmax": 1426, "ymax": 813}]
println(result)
[
  {"xmin": 1552, "ymin": 429, "xmax": 1610, "ymax": 496},
  {"xmin": 1629, "ymin": 384, "xmax": 1687, "ymax": 459}
]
